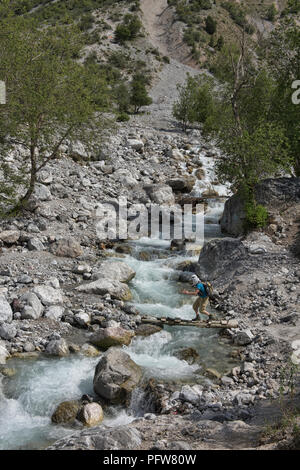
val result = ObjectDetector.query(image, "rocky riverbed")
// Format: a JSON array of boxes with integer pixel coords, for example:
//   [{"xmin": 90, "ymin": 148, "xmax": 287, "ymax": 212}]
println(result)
[{"xmin": 0, "ymin": 52, "xmax": 300, "ymax": 450}]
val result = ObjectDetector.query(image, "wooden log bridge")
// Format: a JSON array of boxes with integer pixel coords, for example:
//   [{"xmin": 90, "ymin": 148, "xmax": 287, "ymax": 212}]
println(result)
[{"xmin": 140, "ymin": 316, "xmax": 238, "ymax": 329}]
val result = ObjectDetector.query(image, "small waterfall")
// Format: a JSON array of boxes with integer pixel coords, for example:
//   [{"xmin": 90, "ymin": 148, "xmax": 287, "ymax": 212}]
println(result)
[{"xmin": 128, "ymin": 387, "xmax": 157, "ymax": 417}]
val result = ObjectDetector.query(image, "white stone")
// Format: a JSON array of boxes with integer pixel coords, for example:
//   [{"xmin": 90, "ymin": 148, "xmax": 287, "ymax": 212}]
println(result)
[
  {"xmin": 44, "ymin": 306, "xmax": 64, "ymax": 321},
  {"xmin": 33, "ymin": 286, "xmax": 63, "ymax": 306},
  {"xmin": 20, "ymin": 292, "xmax": 44, "ymax": 319}
]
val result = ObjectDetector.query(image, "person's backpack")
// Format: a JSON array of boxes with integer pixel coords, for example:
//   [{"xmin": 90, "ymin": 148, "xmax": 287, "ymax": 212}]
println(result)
[{"xmin": 203, "ymin": 281, "xmax": 214, "ymax": 298}]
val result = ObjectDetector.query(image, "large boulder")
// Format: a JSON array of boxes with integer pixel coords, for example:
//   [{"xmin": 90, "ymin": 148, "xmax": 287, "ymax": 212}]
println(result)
[
  {"xmin": 255, "ymin": 177, "xmax": 300, "ymax": 208},
  {"xmin": 50, "ymin": 237, "xmax": 83, "ymax": 258},
  {"xmin": 76, "ymin": 279, "xmax": 132, "ymax": 301},
  {"xmin": 144, "ymin": 184, "xmax": 175, "ymax": 205},
  {"xmin": 93, "ymin": 348, "xmax": 142, "ymax": 404},
  {"xmin": 166, "ymin": 177, "xmax": 196, "ymax": 193},
  {"xmin": 220, "ymin": 193, "xmax": 246, "ymax": 237},
  {"xmin": 196, "ymin": 238, "xmax": 248, "ymax": 282},
  {"xmin": 47, "ymin": 425, "xmax": 141, "ymax": 450},
  {"xmin": 90, "ymin": 326, "xmax": 135, "ymax": 350},
  {"xmin": 92, "ymin": 261, "xmax": 135, "ymax": 283},
  {"xmin": 0, "ymin": 296, "xmax": 13, "ymax": 324},
  {"xmin": 221, "ymin": 177, "xmax": 300, "ymax": 236}
]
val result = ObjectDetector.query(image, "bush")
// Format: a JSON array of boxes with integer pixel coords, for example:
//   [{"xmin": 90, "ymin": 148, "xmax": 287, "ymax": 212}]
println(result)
[
  {"xmin": 216, "ymin": 35, "xmax": 224, "ymax": 51},
  {"xmin": 108, "ymin": 51, "xmax": 129, "ymax": 69},
  {"xmin": 79, "ymin": 13, "xmax": 94, "ymax": 31},
  {"xmin": 244, "ymin": 201, "xmax": 269, "ymax": 230},
  {"xmin": 114, "ymin": 14, "xmax": 142, "ymax": 43},
  {"xmin": 115, "ymin": 24, "xmax": 132, "ymax": 42},
  {"xmin": 117, "ymin": 112, "xmax": 130, "ymax": 122},
  {"xmin": 130, "ymin": 74, "xmax": 152, "ymax": 113},
  {"xmin": 183, "ymin": 28, "xmax": 201, "ymax": 46},
  {"xmin": 205, "ymin": 16, "xmax": 217, "ymax": 35},
  {"xmin": 266, "ymin": 4, "xmax": 277, "ymax": 22}
]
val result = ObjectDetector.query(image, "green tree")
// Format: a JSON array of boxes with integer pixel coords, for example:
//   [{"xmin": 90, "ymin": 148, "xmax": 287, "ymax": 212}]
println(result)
[
  {"xmin": 215, "ymin": 123, "xmax": 291, "ymax": 192},
  {"xmin": 172, "ymin": 74, "xmax": 215, "ymax": 131},
  {"xmin": 114, "ymin": 82, "xmax": 131, "ymax": 113},
  {"xmin": 130, "ymin": 74, "xmax": 152, "ymax": 113},
  {"xmin": 205, "ymin": 15, "xmax": 216, "ymax": 35},
  {"xmin": 0, "ymin": 16, "xmax": 112, "ymax": 212}
]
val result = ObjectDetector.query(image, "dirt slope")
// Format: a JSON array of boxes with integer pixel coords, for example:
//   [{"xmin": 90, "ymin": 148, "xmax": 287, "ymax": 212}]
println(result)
[{"xmin": 140, "ymin": 0, "xmax": 195, "ymax": 65}]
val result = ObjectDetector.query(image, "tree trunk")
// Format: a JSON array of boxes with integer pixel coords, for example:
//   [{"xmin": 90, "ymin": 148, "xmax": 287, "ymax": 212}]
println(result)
[{"xmin": 20, "ymin": 145, "xmax": 37, "ymax": 207}]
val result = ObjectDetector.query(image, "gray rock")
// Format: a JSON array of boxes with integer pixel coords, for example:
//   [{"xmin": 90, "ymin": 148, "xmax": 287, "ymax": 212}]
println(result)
[
  {"xmin": 33, "ymin": 183, "xmax": 52, "ymax": 201},
  {"xmin": 20, "ymin": 292, "xmax": 44, "ymax": 319},
  {"xmin": 17, "ymin": 275, "xmax": 33, "ymax": 284},
  {"xmin": 23, "ymin": 342, "xmax": 35, "ymax": 353},
  {"xmin": 197, "ymin": 238, "xmax": 248, "ymax": 281},
  {"xmin": 92, "ymin": 261, "xmax": 135, "ymax": 283},
  {"xmin": 233, "ymin": 392, "xmax": 255, "ymax": 406},
  {"xmin": 90, "ymin": 326, "xmax": 135, "ymax": 350},
  {"xmin": 221, "ymin": 376, "xmax": 234, "ymax": 386},
  {"xmin": 166, "ymin": 177, "xmax": 196, "ymax": 193},
  {"xmin": 76, "ymin": 279, "xmax": 132, "ymax": 301},
  {"xmin": 0, "ymin": 323, "xmax": 17, "ymax": 340},
  {"xmin": 221, "ymin": 177, "xmax": 300, "ymax": 236},
  {"xmin": 50, "ymin": 237, "xmax": 83, "ymax": 258},
  {"xmin": 144, "ymin": 184, "xmax": 175, "ymax": 205},
  {"xmin": 0, "ymin": 340, "xmax": 9, "ymax": 364},
  {"xmin": 233, "ymin": 329, "xmax": 254, "ymax": 346},
  {"xmin": 167, "ymin": 441, "xmax": 191, "ymax": 450},
  {"xmin": 45, "ymin": 338, "xmax": 69, "ymax": 357},
  {"xmin": 44, "ymin": 306, "xmax": 64, "ymax": 321},
  {"xmin": 47, "ymin": 425, "xmax": 141, "ymax": 450},
  {"xmin": 74, "ymin": 312, "xmax": 91, "ymax": 327},
  {"xmin": 32, "ymin": 286, "xmax": 63, "ymax": 306},
  {"xmin": 77, "ymin": 403, "xmax": 104, "ymax": 427},
  {"xmin": 0, "ymin": 296, "xmax": 13, "ymax": 324},
  {"xmin": 127, "ymin": 138, "xmax": 144, "ymax": 152},
  {"xmin": 51, "ymin": 400, "xmax": 81, "ymax": 424},
  {"xmin": 0, "ymin": 230, "xmax": 20, "ymax": 244},
  {"xmin": 27, "ymin": 238, "xmax": 45, "ymax": 251},
  {"xmin": 93, "ymin": 348, "xmax": 142, "ymax": 404},
  {"xmin": 180, "ymin": 385, "xmax": 202, "ymax": 405}
]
